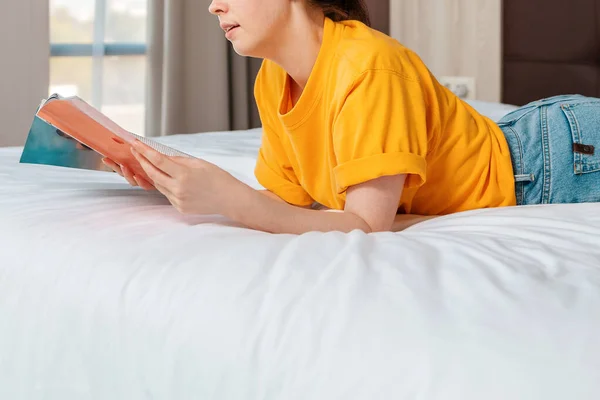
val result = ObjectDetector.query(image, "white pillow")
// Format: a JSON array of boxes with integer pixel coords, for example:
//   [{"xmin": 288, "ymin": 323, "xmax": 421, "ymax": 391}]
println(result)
[{"xmin": 464, "ymin": 99, "xmax": 519, "ymax": 122}]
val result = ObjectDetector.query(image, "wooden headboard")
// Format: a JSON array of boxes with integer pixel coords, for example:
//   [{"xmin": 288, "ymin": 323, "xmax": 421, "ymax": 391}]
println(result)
[{"xmin": 502, "ymin": 0, "xmax": 600, "ymax": 105}]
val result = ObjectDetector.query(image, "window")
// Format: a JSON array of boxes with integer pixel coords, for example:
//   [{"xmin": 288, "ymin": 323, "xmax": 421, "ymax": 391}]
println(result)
[{"xmin": 49, "ymin": 0, "xmax": 148, "ymax": 135}]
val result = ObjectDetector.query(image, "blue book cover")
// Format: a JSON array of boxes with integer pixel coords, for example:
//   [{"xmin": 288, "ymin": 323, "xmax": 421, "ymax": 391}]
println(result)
[{"xmin": 19, "ymin": 94, "xmax": 193, "ymax": 174}]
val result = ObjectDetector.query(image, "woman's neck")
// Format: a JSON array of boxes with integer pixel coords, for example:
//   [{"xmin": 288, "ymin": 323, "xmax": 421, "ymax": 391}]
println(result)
[{"xmin": 266, "ymin": 10, "xmax": 325, "ymax": 91}]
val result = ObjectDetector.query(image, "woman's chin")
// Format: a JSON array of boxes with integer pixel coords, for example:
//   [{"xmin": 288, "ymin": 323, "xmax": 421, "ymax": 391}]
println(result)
[{"xmin": 231, "ymin": 42, "xmax": 260, "ymax": 58}]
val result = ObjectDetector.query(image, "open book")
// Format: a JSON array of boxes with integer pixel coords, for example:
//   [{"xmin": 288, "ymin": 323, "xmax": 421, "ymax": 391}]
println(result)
[{"xmin": 19, "ymin": 94, "xmax": 194, "ymax": 183}]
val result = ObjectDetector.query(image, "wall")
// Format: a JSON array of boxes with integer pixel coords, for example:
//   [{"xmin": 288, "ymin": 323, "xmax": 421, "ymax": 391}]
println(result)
[
  {"xmin": 390, "ymin": 0, "xmax": 502, "ymax": 102},
  {"xmin": 0, "ymin": 1, "xmax": 49, "ymax": 147}
]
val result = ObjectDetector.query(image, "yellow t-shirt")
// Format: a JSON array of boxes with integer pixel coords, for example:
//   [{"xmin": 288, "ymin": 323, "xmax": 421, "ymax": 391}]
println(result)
[{"xmin": 254, "ymin": 17, "xmax": 516, "ymax": 215}]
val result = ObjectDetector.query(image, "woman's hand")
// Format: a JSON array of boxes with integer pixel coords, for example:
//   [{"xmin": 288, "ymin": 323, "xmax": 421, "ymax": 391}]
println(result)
[
  {"xmin": 129, "ymin": 140, "xmax": 239, "ymax": 215},
  {"xmin": 101, "ymin": 157, "xmax": 155, "ymax": 190}
]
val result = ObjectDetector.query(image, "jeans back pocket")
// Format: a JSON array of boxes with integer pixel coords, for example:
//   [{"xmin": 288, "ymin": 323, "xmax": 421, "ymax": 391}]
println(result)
[{"xmin": 560, "ymin": 102, "xmax": 600, "ymax": 174}]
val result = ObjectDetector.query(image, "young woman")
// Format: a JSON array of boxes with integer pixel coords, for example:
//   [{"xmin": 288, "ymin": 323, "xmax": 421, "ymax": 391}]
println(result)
[{"xmin": 104, "ymin": 0, "xmax": 600, "ymax": 234}]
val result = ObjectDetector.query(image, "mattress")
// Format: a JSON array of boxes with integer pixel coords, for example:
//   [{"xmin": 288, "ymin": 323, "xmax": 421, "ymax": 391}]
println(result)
[{"xmin": 1, "ymin": 100, "xmax": 599, "ymax": 399}]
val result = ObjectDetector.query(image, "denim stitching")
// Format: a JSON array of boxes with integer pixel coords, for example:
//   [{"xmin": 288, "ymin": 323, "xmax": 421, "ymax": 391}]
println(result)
[
  {"xmin": 562, "ymin": 104, "xmax": 584, "ymax": 173},
  {"xmin": 506, "ymin": 125, "xmax": 525, "ymax": 205},
  {"xmin": 507, "ymin": 126, "xmax": 524, "ymax": 174},
  {"xmin": 499, "ymin": 95, "xmax": 587, "ymax": 126},
  {"xmin": 566, "ymin": 103, "xmax": 600, "ymax": 173},
  {"xmin": 515, "ymin": 174, "xmax": 535, "ymax": 182},
  {"xmin": 571, "ymin": 105, "xmax": 584, "ymax": 171},
  {"xmin": 569, "ymin": 100, "xmax": 600, "ymax": 106},
  {"xmin": 540, "ymin": 106, "xmax": 552, "ymax": 204},
  {"xmin": 496, "ymin": 107, "xmax": 538, "ymax": 126}
]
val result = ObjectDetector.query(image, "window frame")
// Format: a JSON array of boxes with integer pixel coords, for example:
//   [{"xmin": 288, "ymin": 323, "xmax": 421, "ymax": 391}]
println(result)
[{"xmin": 49, "ymin": 0, "xmax": 148, "ymax": 109}]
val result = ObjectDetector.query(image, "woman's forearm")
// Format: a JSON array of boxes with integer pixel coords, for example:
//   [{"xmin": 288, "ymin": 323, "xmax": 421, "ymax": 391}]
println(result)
[
  {"xmin": 225, "ymin": 185, "xmax": 436, "ymax": 234},
  {"xmin": 390, "ymin": 214, "xmax": 437, "ymax": 231},
  {"xmin": 226, "ymin": 186, "xmax": 371, "ymax": 234}
]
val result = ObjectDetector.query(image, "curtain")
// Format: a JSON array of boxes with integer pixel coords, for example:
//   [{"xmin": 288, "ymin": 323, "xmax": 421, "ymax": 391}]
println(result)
[
  {"xmin": 0, "ymin": 0, "xmax": 49, "ymax": 147},
  {"xmin": 145, "ymin": 0, "xmax": 261, "ymax": 137},
  {"xmin": 145, "ymin": 0, "xmax": 391, "ymax": 137},
  {"xmin": 141, "ymin": 0, "xmax": 505, "ymax": 136}
]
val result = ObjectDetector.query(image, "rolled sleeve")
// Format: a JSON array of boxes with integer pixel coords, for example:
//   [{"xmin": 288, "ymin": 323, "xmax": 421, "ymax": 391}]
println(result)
[
  {"xmin": 333, "ymin": 152, "xmax": 427, "ymax": 194},
  {"xmin": 255, "ymin": 149, "xmax": 314, "ymax": 207},
  {"xmin": 333, "ymin": 70, "xmax": 431, "ymax": 195}
]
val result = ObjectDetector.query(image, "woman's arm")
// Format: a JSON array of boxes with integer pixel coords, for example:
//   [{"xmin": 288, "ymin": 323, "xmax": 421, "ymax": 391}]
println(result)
[
  {"xmin": 129, "ymin": 140, "xmax": 433, "ymax": 234},
  {"xmin": 258, "ymin": 188, "xmax": 435, "ymax": 232},
  {"xmin": 390, "ymin": 214, "xmax": 437, "ymax": 231},
  {"xmin": 227, "ymin": 175, "xmax": 408, "ymax": 234},
  {"xmin": 258, "ymin": 189, "xmax": 316, "ymax": 210}
]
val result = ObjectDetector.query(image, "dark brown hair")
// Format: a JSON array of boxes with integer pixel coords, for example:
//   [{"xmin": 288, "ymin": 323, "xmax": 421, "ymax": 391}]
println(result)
[{"xmin": 309, "ymin": 0, "xmax": 371, "ymax": 27}]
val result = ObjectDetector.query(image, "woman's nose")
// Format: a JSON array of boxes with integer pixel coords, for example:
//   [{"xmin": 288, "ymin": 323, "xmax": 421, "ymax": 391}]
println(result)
[{"xmin": 208, "ymin": 0, "xmax": 228, "ymax": 15}]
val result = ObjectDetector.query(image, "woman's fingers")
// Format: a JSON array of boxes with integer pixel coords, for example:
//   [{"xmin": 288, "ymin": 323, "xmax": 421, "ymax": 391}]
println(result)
[
  {"xmin": 102, "ymin": 157, "xmax": 123, "ymax": 176},
  {"xmin": 131, "ymin": 140, "xmax": 180, "ymax": 177},
  {"xmin": 130, "ymin": 147, "xmax": 173, "ymax": 188},
  {"xmin": 152, "ymin": 182, "xmax": 177, "ymax": 205},
  {"xmin": 102, "ymin": 157, "xmax": 156, "ymax": 190},
  {"xmin": 133, "ymin": 175, "xmax": 155, "ymax": 191},
  {"xmin": 120, "ymin": 165, "xmax": 139, "ymax": 187}
]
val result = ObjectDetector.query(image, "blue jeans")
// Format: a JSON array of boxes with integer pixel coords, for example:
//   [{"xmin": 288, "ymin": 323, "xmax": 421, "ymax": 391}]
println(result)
[{"xmin": 496, "ymin": 94, "xmax": 600, "ymax": 206}]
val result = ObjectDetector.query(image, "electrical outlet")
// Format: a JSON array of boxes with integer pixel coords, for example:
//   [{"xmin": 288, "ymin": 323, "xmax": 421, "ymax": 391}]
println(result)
[{"xmin": 438, "ymin": 76, "xmax": 477, "ymax": 100}]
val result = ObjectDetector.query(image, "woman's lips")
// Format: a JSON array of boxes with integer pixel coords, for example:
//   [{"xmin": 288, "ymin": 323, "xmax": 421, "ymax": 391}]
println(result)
[{"xmin": 225, "ymin": 25, "xmax": 240, "ymax": 39}]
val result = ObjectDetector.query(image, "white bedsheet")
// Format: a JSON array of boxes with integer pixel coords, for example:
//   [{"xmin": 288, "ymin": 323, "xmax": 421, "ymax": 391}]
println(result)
[{"xmin": 1, "ymin": 102, "xmax": 599, "ymax": 399}]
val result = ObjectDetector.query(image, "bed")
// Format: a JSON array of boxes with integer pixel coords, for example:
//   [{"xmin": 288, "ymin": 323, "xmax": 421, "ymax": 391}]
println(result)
[{"xmin": 1, "ymin": 100, "xmax": 599, "ymax": 399}]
